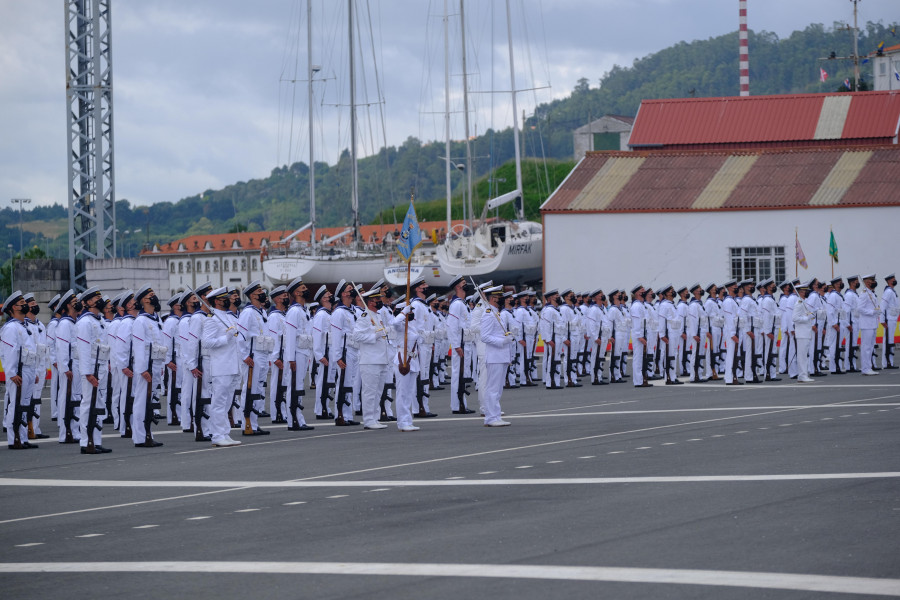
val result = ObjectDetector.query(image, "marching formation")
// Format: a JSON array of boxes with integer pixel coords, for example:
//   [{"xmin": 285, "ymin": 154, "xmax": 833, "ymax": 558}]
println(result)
[{"xmin": 1, "ymin": 272, "xmax": 896, "ymax": 452}]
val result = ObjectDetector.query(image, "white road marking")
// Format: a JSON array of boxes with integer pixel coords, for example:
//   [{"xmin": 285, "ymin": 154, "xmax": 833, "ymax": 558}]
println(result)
[
  {"xmin": 14, "ymin": 543, "xmax": 43, "ymax": 547},
  {"xmin": 710, "ymin": 435, "xmax": 725, "ymax": 438},
  {"xmin": 687, "ymin": 439, "xmax": 703, "ymax": 441},
  {"xmin": 283, "ymin": 501, "xmax": 306, "ymax": 506},
  {"xmin": 75, "ymin": 534, "xmax": 103, "ymax": 538},
  {"xmin": 636, "ymin": 447, "xmax": 652, "ymax": 450},
  {"xmin": 186, "ymin": 516, "xmax": 211, "ymax": 521},
  {"xmin": 608, "ymin": 451, "xmax": 625, "ymax": 454},
  {"xmin": 478, "ymin": 471, "xmax": 498, "ymax": 474},
  {"xmin": 234, "ymin": 509, "xmax": 260, "ymax": 513},
  {"xmin": 1, "ymin": 561, "xmax": 898, "ymax": 596},
  {"xmin": 326, "ymin": 495, "xmax": 348, "ymax": 499},
  {"xmin": 517, "ymin": 400, "xmax": 638, "ymax": 416},
  {"xmin": 515, "ymin": 466, "xmax": 533, "ymax": 469},
  {"xmin": 364, "ymin": 489, "xmax": 390, "ymax": 493},
  {"xmin": 3, "ymin": 473, "xmax": 896, "ymax": 489},
  {"xmin": 577, "ymin": 456, "xmax": 595, "ymax": 459},
  {"xmin": 735, "ymin": 431, "xmax": 749, "ymax": 434},
  {"xmin": 662, "ymin": 443, "xmax": 677, "ymax": 446},
  {"xmin": 445, "ymin": 476, "xmax": 465, "ymax": 480},
  {"xmin": 132, "ymin": 525, "xmax": 158, "ymax": 529},
  {"xmin": 779, "ymin": 424, "xmax": 792, "ymax": 427}
]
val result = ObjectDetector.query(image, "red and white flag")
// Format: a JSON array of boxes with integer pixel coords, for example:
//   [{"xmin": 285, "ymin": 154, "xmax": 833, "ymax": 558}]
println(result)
[{"xmin": 819, "ymin": 68, "xmax": 828, "ymax": 83}]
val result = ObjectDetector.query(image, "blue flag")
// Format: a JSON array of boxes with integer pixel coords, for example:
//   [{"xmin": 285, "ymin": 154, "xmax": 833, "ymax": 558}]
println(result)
[{"xmin": 396, "ymin": 198, "xmax": 422, "ymax": 262}]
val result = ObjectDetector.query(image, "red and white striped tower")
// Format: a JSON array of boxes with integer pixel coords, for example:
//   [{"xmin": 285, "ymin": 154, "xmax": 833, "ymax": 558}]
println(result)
[{"xmin": 739, "ymin": 0, "xmax": 749, "ymax": 96}]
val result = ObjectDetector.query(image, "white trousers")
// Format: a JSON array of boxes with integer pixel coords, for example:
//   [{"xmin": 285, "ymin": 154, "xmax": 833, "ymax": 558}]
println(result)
[
  {"xmin": 796, "ymin": 336, "xmax": 812, "ymax": 380},
  {"xmin": 394, "ymin": 366, "xmax": 418, "ymax": 429},
  {"xmin": 450, "ymin": 349, "xmax": 468, "ymax": 411},
  {"xmin": 860, "ymin": 328, "xmax": 876, "ymax": 372},
  {"xmin": 359, "ymin": 363, "xmax": 390, "ymax": 427},
  {"xmin": 724, "ymin": 336, "xmax": 738, "ymax": 384},
  {"xmin": 79, "ymin": 372, "xmax": 108, "ymax": 448},
  {"xmin": 632, "ymin": 340, "xmax": 645, "ymax": 385},
  {"xmin": 209, "ymin": 373, "xmax": 239, "ymax": 440},
  {"xmin": 482, "ymin": 362, "xmax": 507, "ymax": 425},
  {"xmin": 4, "ymin": 367, "xmax": 35, "ymax": 446}
]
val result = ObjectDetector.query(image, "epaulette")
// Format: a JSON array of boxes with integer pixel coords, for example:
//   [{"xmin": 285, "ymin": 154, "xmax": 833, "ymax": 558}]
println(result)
[
  {"xmin": 485, "ymin": 308, "xmax": 492, "ymax": 313},
  {"xmin": 361, "ymin": 311, "xmax": 368, "ymax": 317}
]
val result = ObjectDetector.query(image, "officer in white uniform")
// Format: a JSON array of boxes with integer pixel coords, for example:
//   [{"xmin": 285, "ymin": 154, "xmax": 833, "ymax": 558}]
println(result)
[
  {"xmin": 720, "ymin": 280, "xmax": 741, "ymax": 385},
  {"xmin": 480, "ymin": 286, "xmax": 513, "ymax": 427},
  {"xmin": 792, "ymin": 281, "xmax": 816, "ymax": 383},
  {"xmin": 446, "ymin": 276, "xmax": 475, "ymax": 413},
  {"xmin": 859, "ymin": 274, "xmax": 881, "ymax": 375},
  {"xmin": 391, "ymin": 301, "xmax": 421, "ymax": 432},
  {"xmin": 539, "ymin": 289, "xmax": 562, "ymax": 389},
  {"xmin": 202, "ymin": 287, "xmax": 242, "ymax": 447},
  {"xmin": 352, "ymin": 288, "xmax": 392, "ymax": 429},
  {"xmin": 130, "ymin": 285, "xmax": 166, "ymax": 447}
]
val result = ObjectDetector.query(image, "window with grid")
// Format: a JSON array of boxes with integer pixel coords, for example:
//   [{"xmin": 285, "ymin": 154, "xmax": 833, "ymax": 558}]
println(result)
[{"xmin": 729, "ymin": 247, "xmax": 785, "ymax": 284}]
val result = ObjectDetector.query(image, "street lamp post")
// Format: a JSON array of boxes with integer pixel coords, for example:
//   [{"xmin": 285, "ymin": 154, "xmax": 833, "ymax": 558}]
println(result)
[
  {"xmin": 7, "ymin": 244, "xmax": 14, "ymax": 292},
  {"xmin": 11, "ymin": 198, "xmax": 31, "ymax": 254}
]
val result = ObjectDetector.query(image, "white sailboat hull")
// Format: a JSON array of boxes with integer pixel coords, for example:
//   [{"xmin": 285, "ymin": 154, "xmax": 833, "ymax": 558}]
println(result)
[
  {"xmin": 436, "ymin": 232, "xmax": 542, "ymax": 284},
  {"xmin": 383, "ymin": 260, "xmax": 457, "ymax": 288},
  {"xmin": 262, "ymin": 254, "xmax": 385, "ymax": 286}
]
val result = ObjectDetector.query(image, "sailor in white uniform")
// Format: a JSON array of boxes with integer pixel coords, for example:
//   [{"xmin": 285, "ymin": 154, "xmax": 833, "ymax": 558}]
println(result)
[{"xmin": 480, "ymin": 286, "xmax": 513, "ymax": 427}]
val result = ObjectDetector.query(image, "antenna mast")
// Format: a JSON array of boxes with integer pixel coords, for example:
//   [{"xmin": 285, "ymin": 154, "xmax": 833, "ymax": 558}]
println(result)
[{"xmin": 65, "ymin": 0, "xmax": 117, "ymax": 290}]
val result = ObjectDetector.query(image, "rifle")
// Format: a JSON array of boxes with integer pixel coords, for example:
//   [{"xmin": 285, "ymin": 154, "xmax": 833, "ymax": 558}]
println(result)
[
  {"xmin": 526, "ymin": 331, "xmax": 538, "ymax": 383},
  {"xmin": 194, "ymin": 348, "xmax": 211, "ymax": 441},
  {"xmin": 11, "ymin": 347, "xmax": 26, "ymax": 449},
  {"xmin": 335, "ymin": 340, "xmax": 352, "ymax": 424},
  {"xmin": 142, "ymin": 345, "xmax": 158, "ymax": 445},
  {"xmin": 748, "ymin": 324, "xmax": 760, "ymax": 382},
  {"xmin": 642, "ymin": 320, "xmax": 650, "ymax": 383},
  {"xmin": 548, "ymin": 322, "xmax": 561, "ymax": 388},
  {"xmin": 318, "ymin": 331, "xmax": 333, "ymax": 419},
  {"xmin": 692, "ymin": 327, "xmax": 701, "ymax": 382},
  {"xmin": 276, "ymin": 334, "xmax": 287, "ymax": 422},
  {"xmin": 812, "ymin": 313, "xmax": 824, "ymax": 376},
  {"xmin": 123, "ymin": 341, "xmax": 134, "ymax": 439},
  {"xmin": 847, "ymin": 313, "xmax": 858, "ymax": 371},
  {"xmin": 456, "ymin": 330, "xmax": 469, "ymax": 410},
  {"xmin": 63, "ymin": 346, "xmax": 78, "ymax": 443},
  {"xmin": 886, "ymin": 308, "xmax": 896, "ymax": 368},
  {"xmin": 168, "ymin": 335, "xmax": 180, "ymax": 424},
  {"xmin": 765, "ymin": 322, "xmax": 777, "ymax": 378},
  {"xmin": 380, "ymin": 381, "xmax": 394, "ymax": 421},
  {"xmin": 680, "ymin": 316, "xmax": 689, "ymax": 375},
  {"xmin": 86, "ymin": 344, "xmax": 105, "ymax": 452},
  {"xmin": 242, "ymin": 337, "xmax": 256, "ymax": 435}
]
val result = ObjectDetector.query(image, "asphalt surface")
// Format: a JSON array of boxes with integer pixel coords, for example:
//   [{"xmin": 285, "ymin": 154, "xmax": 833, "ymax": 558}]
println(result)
[{"xmin": 2, "ymin": 366, "xmax": 900, "ymax": 599}]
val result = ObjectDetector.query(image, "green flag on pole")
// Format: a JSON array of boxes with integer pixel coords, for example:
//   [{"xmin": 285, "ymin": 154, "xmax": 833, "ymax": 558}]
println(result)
[{"xmin": 829, "ymin": 230, "xmax": 839, "ymax": 263}]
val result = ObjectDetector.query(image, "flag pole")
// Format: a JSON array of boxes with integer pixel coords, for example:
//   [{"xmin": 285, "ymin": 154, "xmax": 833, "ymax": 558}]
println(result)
[
  {"xmin": 795, "ymin": 227, "xmax": 798, "ymax": 278},
  {"xmin": 830, "ymin": 225, "xmax": 834, "ymax": 279}
]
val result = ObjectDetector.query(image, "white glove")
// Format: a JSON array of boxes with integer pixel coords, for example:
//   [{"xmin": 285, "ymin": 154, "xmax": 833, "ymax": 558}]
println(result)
[{"xmin": 401, "ymin": 305, "xmax": 411, "ymax": 315}]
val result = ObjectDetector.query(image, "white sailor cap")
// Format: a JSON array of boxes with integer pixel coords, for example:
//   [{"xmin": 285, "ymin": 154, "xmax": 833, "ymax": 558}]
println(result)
[
  {"xmin": 863, "ymin": 273, "xmax": 877, "ymax": 280},
  {"xmin": 544, "ymin": 288, "xmax": 559, "ymax": 298},
  {"xmin": 371, "ymin": 278, "xmax": 385, "ymax": 290},
  {"xmin": 705, "ymin": 282, "xmax": 718, "ymax": 293},
  {"xmin": 847, "ymin": 275, "xmax": 860, "ymax": 282},
  {"xmin": 426, "ymin": 293, "xmax": 437, "ymax": 303},
  {"xmin": 2, "ymin": 290, "xmax": 24, "ymax": 314},
  {"xmin": 361, "ymin": 288, "xmax": 381, "ymax": 299},
  {"xmin": 207, "ymin": 286, "xmax": 229, "ymax": 300},
  {"xmin": 778, "ymin": 280, "xmax": 792, "ymax": 289},
  {"xmin": 227, "ymin": 286, "xmax": 238, "ymax": 295},
  {"xmin": 307, "ymin": 302, "xmax": 319, "ymax": 310},
  {"xmin": 194, "ymin": 281, "xmax": 213, "ymax": 296},
  {"xmin": 723, "ymin": 279, "xmax": 737, "ymax": 288},
  {"xmin": 447, "ymin": 275, "xmax": 465, "ymax": 289},
  {"xmin": 757, "ymin": 278, "xmax": 774, "ymax": 289},
  {"xmin": 589, "ymin": 288, "xmax": 603, "ymax": 298},
  {"xmin": 48, "ymin": 293, "xmax": 61, "ymax": 311},
  {"xmin": 560, "ymin": 288, "xmax": 573, "ymax": 297},
  {"xmin": 270, "ymin": 285, "xmax": 287, "ymax": 297},
  {"xmin": 829, "ymin": 275, "xmax": 843, "ymax": 284},
  {"xmin": 335, "ymin": 279, "xmax": 349, "ymax": 295},
  {"xmin": 630, "ymin": 284, "xmax": 644, "ymax": 295},
  {"xmin": 477, "ymin": 281, "xmax": 493, "ymax": 290},
  {"xmin": 79, "ymin": 286, "xmax": 102, "ymax": 302},
  {"xmin": 58, "ymin": 289, "xmax": 77, "ymax": 309},
  {"xmin": 135, "ymin": 284, "xmax": 154, "ymax": 303},
  {"xmin": 885, "ymin": 273, "xmax": 896, "ymax": 281},
  {"xmin": 657, "ymin": 284, "xmax": 672, "ymax": 295},
  {"xmin": 167, "ymin": 294, "xmax": 181, "ymax": 307},
  {"xmin": 243, "ymin": 280, "xmax": 263, "ymax": 297},
  {"xmin": 484, "ymin": 285, "xmax": 504, "ymax": 295},
  {"xmin": 410, "ymin": 275, "xmax": 427, "ymax": 288},
  {"xmin": 796, "ymin": 279, "xmax": 812, "ymax": 290},
  {"xmin": 391, "ymin": 293, "xmax": 407, "ymax": 307},
  {"xmin": 502, "ymin": 291, "xmax": 513, "ymax": 299},
  {"xmin": 22, "ymin": 292, "xmax": 34, "ymax": 302},
  {"xmin": 178, "ymin": 290, "xmax": 194, "ymax": 305},
  {"xmin": 287, "ymin": 276, "xmax": 305, "ymax": 295},
  {"xmin": 313, "ymin": 285, "xmax": 329, "ymax": 302}
]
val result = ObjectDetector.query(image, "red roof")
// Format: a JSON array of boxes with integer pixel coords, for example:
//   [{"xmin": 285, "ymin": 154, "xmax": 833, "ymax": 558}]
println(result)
[
  {"xmin": 541, "ymin": 146, "xmax": 900, "ymax": 213},
  {"xmin": 144, "ymin": 220, "xmax": 464, "ymax": 255},
  {"xmin": 628, "ymin": 92, "xmax": 900, "ymax": 150}
]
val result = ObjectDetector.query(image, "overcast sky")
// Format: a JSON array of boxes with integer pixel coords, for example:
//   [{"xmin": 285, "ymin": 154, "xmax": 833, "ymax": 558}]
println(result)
[{"xmin": 1, "ymin": 0, "xmax": 896, "ymax": 210}]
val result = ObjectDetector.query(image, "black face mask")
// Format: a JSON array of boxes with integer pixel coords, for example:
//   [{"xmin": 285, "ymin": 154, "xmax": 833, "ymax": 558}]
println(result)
[
  {"xmin": 95, "ymin": 298, "xmax": 107, "ymax": 311},
  {"xmin": 555, "ymin": 297, "xmax": 563, "ymax": 306},
  {"xmin": 301, "ymin": 288, "xmax": 311, "ymax": 300},
  {"xmin": 256, "ymin": 293, "xmax": 267, "ymax": 304},
  {"xmin": 74, "ymin": 301, "xmax": 84, "ymax": 312},
  {"xmin": 263, "ymin": 300, "xmax": 271, "ymax": 310},
  {"xmin": 349, "ymin": 289, "xmax": 358, "ymax": 299},
  {"xmin": 868, "ymin": 281, "xmax": 877, "ymax": 290},
  {"xmin": 375, "ymin": 301, "xmax": 384, "ymax": 310},
  {"xmin": 233, "ymin": 299, "xmax": 242, "ymax": 308},
  {"xmin": 149, "ymin": 296, "xmax": 161, "ymax": 312},
  {"xmin": 382, "ymin": 289, "xmax": 393, "ymax": 299},
  {"xmin": 30, "ymin": 305, "xmax": 40, "ymax": 315}
]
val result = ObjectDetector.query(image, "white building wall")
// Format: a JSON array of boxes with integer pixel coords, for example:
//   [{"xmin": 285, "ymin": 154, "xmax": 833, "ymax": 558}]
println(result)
[
  {"xmin": 163, "ymin": 251, "xmax": 270, "ymax": 296},
  {"xmin": 544, "ymin": 206, "xmax": 900, "ymax": 291},
  {"xmin": 872, "ymin": 52, "xmax": 900, "ymax": 91},
  {"xmin": 86, "ymin": 258, "xmax": 169, "ymax": 300}
]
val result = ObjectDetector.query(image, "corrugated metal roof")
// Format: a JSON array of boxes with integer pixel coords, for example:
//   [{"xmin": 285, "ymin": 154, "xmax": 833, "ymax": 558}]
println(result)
[
  {"xmin": 542, "ymin": 146, "xmax": 900, "ymax": 214},
  {"xmin": 628, "ymin": 92, "xmax": 900, "ymax": 148}
]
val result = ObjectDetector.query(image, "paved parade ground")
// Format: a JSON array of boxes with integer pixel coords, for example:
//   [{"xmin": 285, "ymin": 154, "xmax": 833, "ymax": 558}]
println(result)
[{"xmin": 2, "ymin": 369, "xmax": 900, "ymax": 599}]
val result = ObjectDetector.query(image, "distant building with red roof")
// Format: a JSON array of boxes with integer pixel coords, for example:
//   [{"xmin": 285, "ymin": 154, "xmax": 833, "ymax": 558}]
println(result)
[{"xmin": 541, "ymin": 92, "xmax": 900, "ymax": 292}]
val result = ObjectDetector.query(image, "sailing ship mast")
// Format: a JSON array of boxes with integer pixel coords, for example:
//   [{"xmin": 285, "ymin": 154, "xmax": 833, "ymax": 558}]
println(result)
[
  {"xmin": 349, "ymin": 0, "xmax": 360, "ymax": 246},
  {"xmin": 308, "ymin": 0, "xmax": 317, "ymax": 252},
  {"xmin": 460, "ymin": 0, "xmax": 474, "ymax": 231},
  {"xmin": 505, "ymin": 0, "xmax": 524, "ymax": 221}
]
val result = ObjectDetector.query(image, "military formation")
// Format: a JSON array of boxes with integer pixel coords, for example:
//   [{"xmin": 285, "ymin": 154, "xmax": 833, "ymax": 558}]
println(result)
[{"xmin": 1, "ymin": 272, "xmax": 897, "ymax": 452}]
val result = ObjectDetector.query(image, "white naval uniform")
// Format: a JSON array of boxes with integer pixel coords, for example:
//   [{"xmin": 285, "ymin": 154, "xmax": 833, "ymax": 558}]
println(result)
[
  {"xmin": 54, "ymin": 316, "xmax": 80, "ymax": 442},
  {"xmin": 237, "ymin": 304, "xmax": 271, "ymax": 431},
  {"xmin": 202, "ymin": 308, "xmax": 241, "ymax": 442},
  {"xmin": 630, "ymin": 300, "xmax": 646, "ymax": 386},
  {"xmin": 758, "ymin": 293, "xmax": 778, "ymax": 379},
  {"xmin": 481, "ymin": 305, "xmax": 512, "ymax": 425},
  {"xmin": 75, "ymin": 312, "xmax": 109, "ymax": 448},
  {"xmin": 447, "ymin": 296, "xmax": 470, "ymax": 411},
  {"xmin": 352, "ymin": 307, "xmax": 392, "ymax": 428},
  {"xmin": 858, "ymin": 286, "xmax": 880, "ymax": 373},
  {"xmin": 792, "ymin": 296, "xmax": 815, "ymax": 382},
  {"xmin": 283, "ymin": 302, "xmax": 314, "ymax": 427},
  {"xmin": 538, "ymin": 303, "xmax": 562, "ymax": 387},
  {"xmin": 843, "ymin": 289, "xmax": 860, "ymax": 371},
  {"xmin": 1, "ymin": 317, "xmax": 37, "ymax": 446},
  {"xmin": 311, "ymin": 308, "xmax": 334, "ymax": 417},
  {"xmin": 130, "ymin": 310, "xmax": 165, "ymax": 445},
  {"xmin": 721, "ymin": 294, "xmax": 739, "ymax": 384},
  {"xmin": 390, "ymin": 310, "xmax": 420, "ymax": 430},
  {"xmin": 882, "ymin": 285, "xmax": 898, "ymax": 368},
  {"xmin": 47, "ymin": 317, "xmax": 59, "ymax": 421}
]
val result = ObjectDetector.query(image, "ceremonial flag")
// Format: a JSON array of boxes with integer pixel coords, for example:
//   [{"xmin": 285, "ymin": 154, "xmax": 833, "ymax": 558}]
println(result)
[
  {"xmin": 829, "ymin": 230, "xmax": 839, "ymax": 263},
  {"xmin": 796, "ymin": 233, "xmax": 808, "ymax": 270},
  {"xmin": 819, "ymin": 68, "xmax": 828, "ymax": 83},
  {"xmin": 396, "ymin": 198, "xmax": 422, "ymax": 263},
  {"xmin": 895, "ymin": 67, "xmax": 900, "ymax": 82},
  {"xmin": 843, "ymin": 78, "xmax": 852, "ymax": 90},
  {"xmin": 862, "ymin": 57, "xmax": 870, "ymax": 65},
  {"xmin": 877, "ymin": 41, "xmax": 885, "ymax": 52},
  {"xmin": 891, "ymin": 26, "xmax": 897, "ymax": 37}
]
